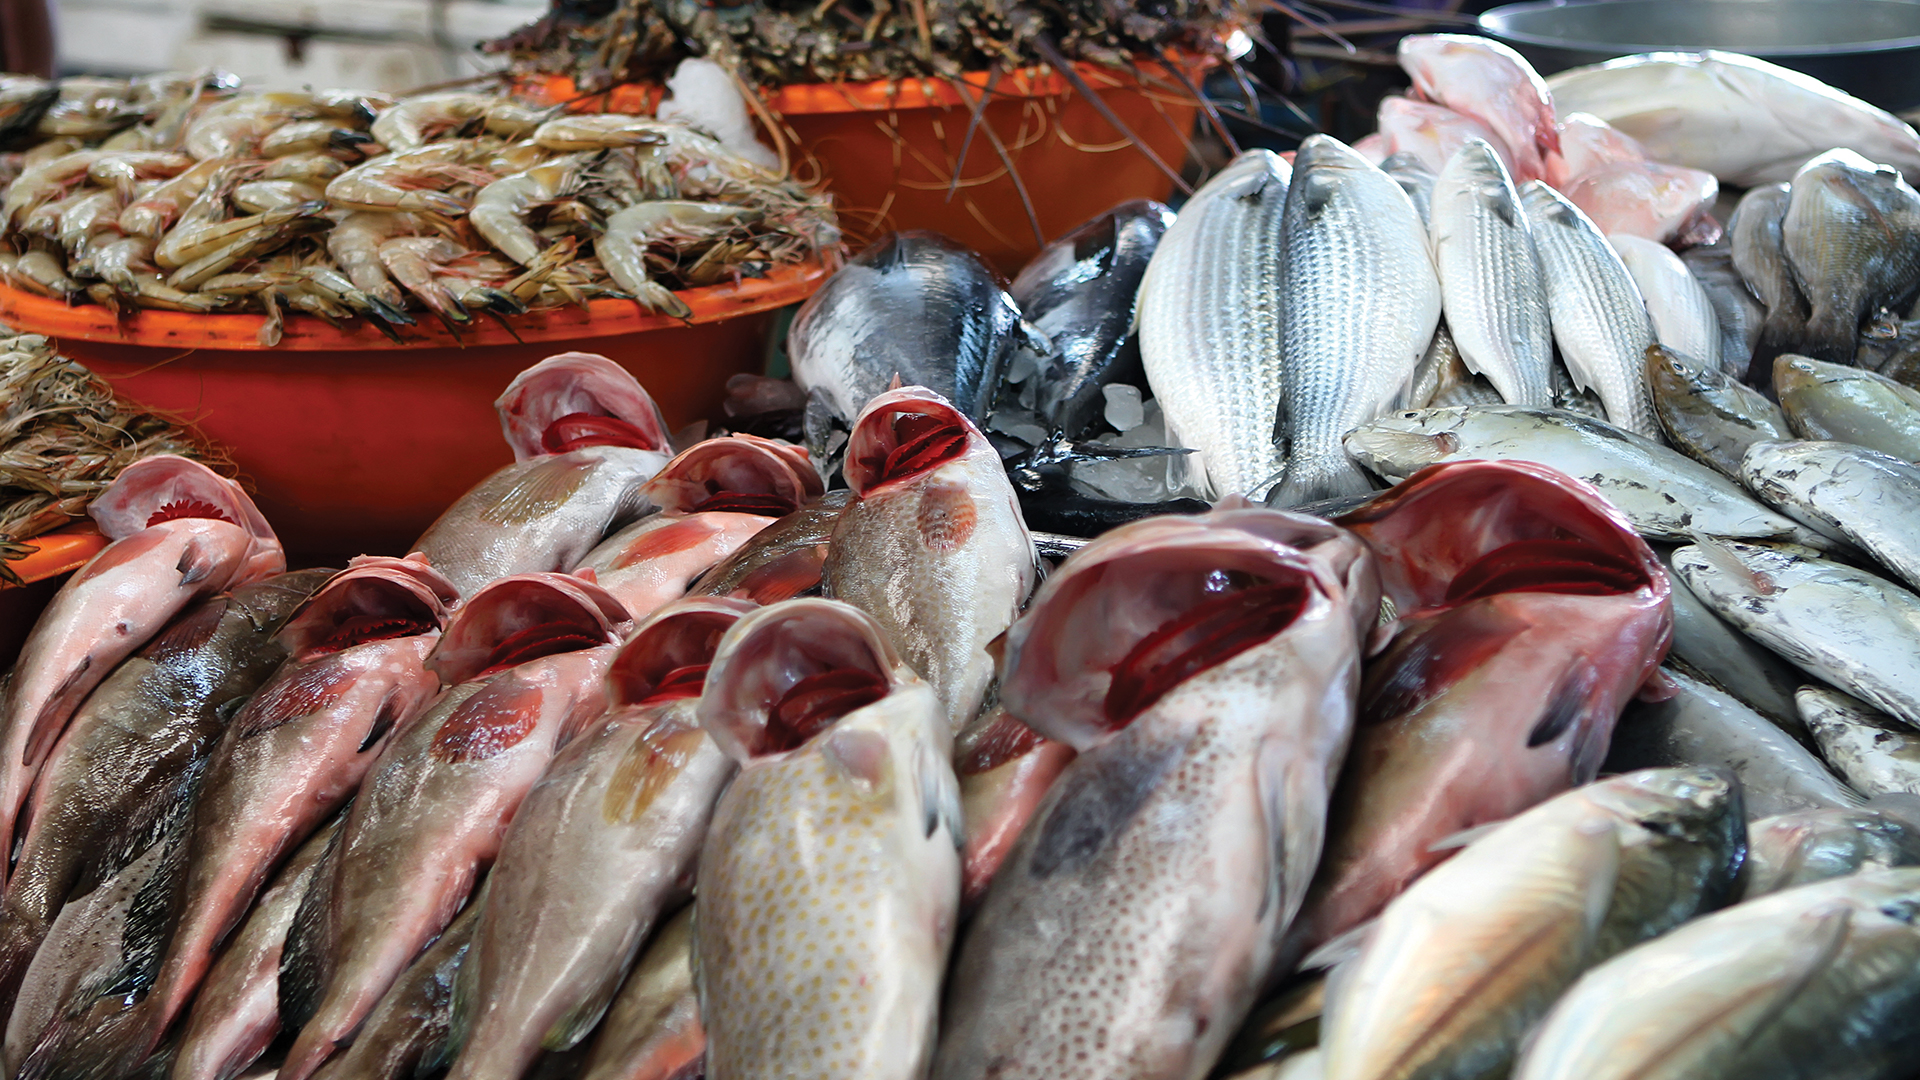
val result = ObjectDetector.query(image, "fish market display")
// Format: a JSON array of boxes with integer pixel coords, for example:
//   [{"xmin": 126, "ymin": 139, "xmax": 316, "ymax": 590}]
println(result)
[
  {"xmin": 0, "ymin": 76, "xmax": 836, "ymax": 338},
  {"xmin": 1742, "ymin": 440, "xmax": 1920, "ymax": 589}
]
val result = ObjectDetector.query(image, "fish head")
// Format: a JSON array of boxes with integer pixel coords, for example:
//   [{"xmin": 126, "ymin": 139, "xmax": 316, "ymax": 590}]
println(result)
[
  {"xmin": 277, "ymin": 553, "xmax": 461, "ymax": 661},
  {"xmin": 89, "ymin": 454, "xmax": 283, "ymax": 577},
  {"xmin": 998, "ymin": 507, "xmax": 1374, "ymax": 751},
  {"xmin": 607, "ymin": 595, "xmax": 756, "ymax": 708},
  {"xmin": 427, "ymin": 570, "xmax": 632, "ymax": 683},
  {"xmin": 639, "ymin": 434, "xmax": 823, "ymax": 516},
  {"xmin": 1337, "ymin": 458, "xmax": 1667, "ymax": 619},
  {"xmin": 1590, "ymin": 766, "xmax": 1747, "ymax": 904},
  {"xmin": 1342, "ymin": 409, "xmax": 1465, "ymax": 480},
  {"xmin": 843, "ymin": 385, "xmax": 994, "ymax": 495},
  {"xmin": 697, "ymin": 597, "xmax": 916, "ymax": 762},
  {"xmin": 494, "ymin": 352, "xmax": 671, "ymax": 463}
]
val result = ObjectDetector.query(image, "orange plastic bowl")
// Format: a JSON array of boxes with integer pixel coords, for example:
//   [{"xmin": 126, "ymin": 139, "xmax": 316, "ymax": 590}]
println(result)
[
  {"xmin": 0, "ymin": 261, "xmax": 827, "ymax": 560},
  {"xmin": 540, "ymin": 55, "xmax": 1214, "ymax": 275},
  {"xmin": 0, "ymin": 523, "xmax": 108, "ymax": 669}
]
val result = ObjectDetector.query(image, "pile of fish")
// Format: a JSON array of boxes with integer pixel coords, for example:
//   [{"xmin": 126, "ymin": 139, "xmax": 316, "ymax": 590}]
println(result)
[{"xmin": 0, "ymin": 65, "xmax": 837, "ymax": 342}]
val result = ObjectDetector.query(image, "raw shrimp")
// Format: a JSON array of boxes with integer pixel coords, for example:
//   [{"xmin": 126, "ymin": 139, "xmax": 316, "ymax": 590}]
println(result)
[
  {"xmin": 19, "ymin": 187, "xmax": 92, "ymax": 239},
  {"xmin": 532, "ymin": 114, "xmax": 676, "ymax": 151},
  {"xmin": 156, "ymin": 200, "xmax": 328, "ymax": 271},
  {"xmin": 469, "ymin": 152, "xmax": 597, "ymax": 264},
  {"xmin": 20, "ymin": 138, "xmax": 81, "ymax": 170},
  {"xmin": 324, "ymin": 143, "xmax": 496, "ymax": 214},
  {"xmin": 86, "ymin": 151, "xmax": 193, "ymax": 200},
  {"xmin": 379, "ymin": 235, "xmax": 478, "ymax": 326},
  {"xmin": 327, "ymin": 210, "xmax": 420, "ymax": 306},
  {"xmin": 261, "ymin": 120, "xmax": 372, "ymax": 158},
  {"xmin": 295, "ymin": 262, "xmax": 414, "ymax": 326},
  {"xmin": 167, "ymin": 212, "xmax": 331, "ymax": 290},
  {"xmin": 183, "ymin": 93, "xmax": 329, "ymax": 160},
  {"xmin": 10, "ymin": 249, "xmax": 82, "ymax": 299},
  {"xmin": 260, "ymin": 154, "xmax": 348, "ymax": 183},
  {"xmin": 56, "ymin": 190, "xmax": 122, "ymax": 263},
  {"xmin": 370, "ymin": 92, "xmax": 549, "ymax": 152},
  {"xmin": 117, "ymin": 158, "xmax": 224, "ymax": 237},
  {"xmin": 35, "ymin": 78, "xmax": 141, "ymax": 139},
  {"xmin": 596, "ymin": 200, "xmax": 753, "ymax": 316},
  {"xmin": 232, "ymin": 179, "xmax": 324, "ymax": 214},
  {"xmin": 2, "ymin": 151, "xmax": 103, "ymax": 229}
]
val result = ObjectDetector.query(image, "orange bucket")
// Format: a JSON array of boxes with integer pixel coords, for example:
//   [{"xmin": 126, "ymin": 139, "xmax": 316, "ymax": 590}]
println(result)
[
  {"xmin": 0, "ymin": 262, "xmax": 827, "ymax": 560},
  {"xmin": 0, "ymin": 523, "xmax": 108, "ymax": 669},
  {"xmin": 540, "ymin": 56, "xmax": 1213, "ymax": 275}
]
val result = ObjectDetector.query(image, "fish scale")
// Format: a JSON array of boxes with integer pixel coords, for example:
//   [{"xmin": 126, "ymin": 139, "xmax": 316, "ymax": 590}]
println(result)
[
  {"xmin": 1520, "ymin": 181, "xmax": 1660, "ymax": 438},
  {"xmin": 1137, "ymin": 150, "xmax": 1289, "ymax": 499},
  {"xmin": 1274, "ymin": 135, "xmax": 1441, "ymax": 506},
  {"xmin": 1429, "ymin": 138, "xmax": 1551, "ymax": 407}
]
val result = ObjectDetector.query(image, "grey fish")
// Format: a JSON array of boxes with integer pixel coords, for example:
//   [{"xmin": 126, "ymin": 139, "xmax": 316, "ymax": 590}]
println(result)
[
  {"xmin": 1775, "ymin": 353, "xmax": 1920, "ymax": 462},
  {"xmin": 1010, "ymin": 200, "xmax": 1172, "ymax": 439},
  {"xmin": 1273, "ymin": 135, "xmax": 1441, "ymax": 504},
  {"xmin": 1798, "ymin": 686, "xmax": 1920, "ymax": 797},
  {"xmin": 1681, "ymin": 241, "xmax": 1765, "ymax": 377},
  {"xmin": 1741, "ymin": 805, "xmax": 1920, "ymax": 899},
  {"xmin": 1743, "ymin": 440, "xmax": 1920, "ymax": 589},
  {"xmin": 1646, "ymin": 343, "xmax": 1791, "ymax": 480},
  {"xmin": 1137, "ymin": 150, "xmax": 1290, "ymax": 498},
  {"xmin": 1345, "ymin": 405, "xmax": 1825, "ymax": 545},
  {"xmin": 789, "ymin": 231, "xmax": 1028, "ymax": 427},
  {"xmin": 1380, "ymin": 152, "xmax": 1435, "ymax": 227},
  {"xmin": 1513, "ymin": 868, "xmax": 1920, "ymax": 1080},
  {"xmin": 1320, "ymin": 768, "xmax": 1743, "ymax": 1080},
  {"xmin": 308, "ymin": 892, "xmax": 480, "ymax": 1080},
  {"xmin": 1405, "ymin": 323, "xmax": 1468, "ymax": 410},
  {"xmin": 1604, "ymin": 670, "xmax": 1855, "ymax": 817},
  {"xmin": 1520, "ymin": 180, "xmax": 1659, "ymax": 437},
  {"xmin": 1782, "ymin": 149, "xmax": 1920, "ymax": 365},
  {"xmin": 1730, "ymin": 182, "xmax": 1807, "ymax": 380},
  {"xmin": 579, "ymin": 905, "xmax": 703, "ymax": 1080},
  {"xmin": 1674, "ymin": 538, "xmax": 1920, "ymax": 728},
  {"xmin": 1429, "ymin": 139, "xmax": 1551, "ymax": 407},
  {"xmin": 1658, "ymin": 546, "xmax": 1807, "ymax": 731}
]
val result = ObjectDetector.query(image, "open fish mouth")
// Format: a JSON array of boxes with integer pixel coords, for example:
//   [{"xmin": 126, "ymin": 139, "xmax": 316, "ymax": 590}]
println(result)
[
  {"xmin": 639, "ymin": 434, "xmax": 823, "ymax": 517},
  {"xmin": 698, "ymin": 597, "xmax": 907, "ymax": 760},
  {"xmin": 494, "ymin": 352, "xmax": 672, "ymax": 461},
  {"xmin": 607, "ymin": 596, "xmax": 756, "ymax": 707},
  {"xmin": 1338, "ymin": 458, "xmax": 1664, "ymax": 614},
  {"xmin": 426, "ymin": 571, "xmax": 631, "ymax": 683},
  {"xmin": 278, "ymin": 554, "xmax": 461, "ymax": 660},
  {"xmin": 845, "ymin": 388, "xmax": 975, "ymax": 493}
]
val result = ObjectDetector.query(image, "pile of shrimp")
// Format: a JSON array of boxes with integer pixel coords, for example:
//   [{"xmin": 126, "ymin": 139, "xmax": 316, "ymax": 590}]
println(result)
[{"xmin": 0, "ymin": 75, "xmax": 841, "ymax": 345}]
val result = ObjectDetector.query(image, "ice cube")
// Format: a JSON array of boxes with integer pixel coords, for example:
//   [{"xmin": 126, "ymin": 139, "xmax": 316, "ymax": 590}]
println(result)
[{"xmin": 1102, "ymin": 383, "xmax": 1145, "ymax": 432}]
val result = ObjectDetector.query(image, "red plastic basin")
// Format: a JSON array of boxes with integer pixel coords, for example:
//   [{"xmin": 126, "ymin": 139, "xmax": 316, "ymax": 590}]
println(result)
[
  {"xmin": 0, "ymin": 261, "xmax": 828, "ymax": 560},
  {"xmin": 540, "ymin": 56, "xmax": 1212, "ymax": 275}
]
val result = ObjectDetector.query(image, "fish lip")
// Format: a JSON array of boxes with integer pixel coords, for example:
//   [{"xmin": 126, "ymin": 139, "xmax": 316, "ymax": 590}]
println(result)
[
  {"xmin": 638, "ymin": 434, "xmax": 823, "ymax": 515},
  {"xmin": 697, "ymin": 597, "xmax": 909, "ymax": 762},
  {"xmin": 277, "ymin": 553, "xmax": 461, "ymax": 659},
  {"xmin": 842, "ymin": 386, "xmax": 983, "ymax": 494},
  {"xmin": 426, "ymin": 570, "xmax": 632, "ymax": 684},
  {"xmin": 494, "ymin": 352, "xmax": 671, "ymax": 463},
  {"xmin": 606, "ymin": 595, "xmax": 757, "ymax": 708},
  {"xmin": 998, "ymin": 507, "xmax": 1367, "ymax": 750}
]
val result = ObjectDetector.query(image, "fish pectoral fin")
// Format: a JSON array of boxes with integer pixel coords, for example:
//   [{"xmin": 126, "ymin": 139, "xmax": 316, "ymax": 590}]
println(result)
[
  {"xmin": 917, "ymin": 739, "xmax": 965, "ymax": 848},
  {"xmin": 1425, "ymin": 822, "xmax": 1505, "ymax": 853},
  {"xmin": 541, "ymin": 969, "xmax": 623, "ymax": 1051},
  {"xmin": 1298, "ymin": 917, "xmax": 1377, "ymax": 972},
  {"xmin": 174, "ymin": 535, "xmax": 218, "ymax": 585}
]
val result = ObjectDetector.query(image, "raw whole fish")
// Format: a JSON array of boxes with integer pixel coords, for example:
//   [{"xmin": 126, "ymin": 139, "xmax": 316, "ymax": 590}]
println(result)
[
  {"xmin": 0, "ymin": 455, "xmax": 283, "ymax": 890},
  {"xmin": 308, "ymin": 894, "xmax": 480, "ymax": 1080},
  {"xmin": 1273, "ymin": 135, "xmax": 1440, "ymax": 504},
  {"xmin": 578, "ymin": 904, "xmax": 703, "ymax": 1080},
  {"xmin": 1136, "ymin": 150, "xmax": 1289, "ymax": 498},
  {"xmin": 1781, "ymin": 149, "xmax": 1920, "ymax": 364},
  {"xmin": 1398, "ymin": 35, "xmax": 1557, "ymax": 185},
  {"xmin": 1776, "ymin": 353, "xmax": 1920, "ymax": 462},
  {"xmin": 1612, "ymin": 236, "xmax": 1722, "ymax": 370},
  {"xmin": 1742, "ymin": 440, "xmax": 1920, "ymax": 591},
  {"xmin": 1428, "ymin": 139, "xmax": 1551, "ymax": 407},
  {"xmin": 1658, "ymin": 546, "xmax": 1806, "ymax": 730},
  {"xmin": 934, "ymin": 507, "xmax": 1378, "ymax": 1080},
  {"xmin": 1373, "ymin": 97, "xmax": 1512, "ymax": 182},
  {"xmin": 1010, "ymin": 199, "xmax": 1172, "ymax": 439},
  {"xmin": 1741, "ymin": 804, "xmax": 1920, "ymax": 898},
  {"xmin": 688, "ymin": 490, "xmax": 848, "ymax": 603},
  {"xmin": 416, "ymin": 353, "xmax": 672, "ymax": 597},
  {"xmin": 275, "ymin": 572, "xmax": 629, "ymax": 1080},
  {"xmin": 1645, "ymin": 344, "xmax": 1789, "ymax": 480},
  {"xmin": 1565, "ymin": 160, "xmax": 1718, "ymax": 245},
  {"xmin": 788, "ymin": 231, "xmax": 1028, "ymax": 427},
  {"xmin": 695, "ymin": 599, "xmax": 962, "ymax": 1080},
  {"xmin": 822, "ymin": 386, "xmax": 1037, "ymax": 733},
  {"xmin": 1729, "ymin": 183, "xmax": 1807, "ymax": 381},
  {"xmin": 1798, "ymin": 686, "xmax": 1920, "ymax": 798},
  {"xmin": 1287, "ymin": 460, "xmax": 1670, "ymax": 966},
  {"xmin": 1680, "ymin": 241, "xmax": 1766, "ymax": 377},
  {"xmin": 1544, "ymin": 51, "xmax": 1920, "ymax": 185},
  {"xmin": 446, "ymin": 598, "xmax": 749, "ymax": 1080}
]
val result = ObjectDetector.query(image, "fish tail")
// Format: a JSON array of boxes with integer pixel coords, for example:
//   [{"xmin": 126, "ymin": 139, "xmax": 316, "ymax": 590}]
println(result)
[
  {"xmin": 1267, "ymin": 454, "xmax": 1376, "ymax": 509},
  {"xmin": 1799, "ymin": 305, "xmax": 1862, "ymax": 366},
  {"xmin": 16, "ymin": 995, "xmax": 164, "ymax": 1080}
]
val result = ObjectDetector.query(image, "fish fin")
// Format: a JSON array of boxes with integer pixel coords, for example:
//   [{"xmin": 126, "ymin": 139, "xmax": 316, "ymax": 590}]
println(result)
[
  {"xmin": 1298, "ymin": 918, "xmax": 1376, "ymax": 972},
  {"xmin": 175, "ymin": 535, "xmax": 218, "ymax": 585},
  {"xmin": 356, "ymin": 686, "xmax": 408, "ymax": 753},
  {"xmin": 1357, "ymin": 607, "xmax": 1528, "ymax": 726},
  {"xmin": 916, "ymin": 739, "xmax": 965, "ymax": 848},
  {"xmin": 142, "ymin": 599, "xmax": 229, "ymax": 661},
  {"xmin": 277, "ymin": 825, "xmax": 344, "ymax": 1029},
  {"xmin": 541, "ymin": 970, "xmax": 624, "ymax": 1051},
  {"xmin": 1527, "ymin": 660, "xmax": 1601, "ymax": 747},
  {"xmin": 1636, "ymin": 668, "xmax": 1681, "ymax": 703},
  {"xmin": 1426, "ymin": 822, "xmax": 1504, "ymax": 853},
  {"xmin": 238, "ymin": 662, "xmax": 347, "ymax": 739},
  {"xmin": 28, "ymin": 657, "xmax": 93, "ymax": 761},
  {"xmin": 478, "ymin": 456, "xmax": 598, "ymax": 527}
]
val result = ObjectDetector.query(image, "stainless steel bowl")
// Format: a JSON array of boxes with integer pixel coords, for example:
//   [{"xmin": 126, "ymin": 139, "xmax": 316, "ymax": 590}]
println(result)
[{"xmin": 1479, "ymin": 0, "xmax": 1920, "ymax": 111}]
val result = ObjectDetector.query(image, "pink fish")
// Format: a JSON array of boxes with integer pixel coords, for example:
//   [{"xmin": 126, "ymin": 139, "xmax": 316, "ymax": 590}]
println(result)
[
  {"xmin": 1552, "ymin": 111, "xmax": 1649, "ymax": 188},
  {"xmin": 275, "ymin": 572, "xmax": 631, "ymax": 1080},
  {"xmin": 951, "ymin": 710, "xmax": 1073, "ymax": 912},
  {"xmin": 1376, "ymin": 96, "xmax": 1517, "ymax": 180},
  {"xmin": 446, "ymin": 597, "xmax": 750, "ymax": 1080},
  {"xmin": 0, "ymin": 455, "xmax": 282, "ymax": 890},
  {"xmin": 1399, "ymin": 34, "xmax": 1559, "ymax": 184},
  {"xmin": 1280, "ymin": 460, "xmax": 1671, "ymax": 972},
  {"xmin": 574, "ymin": 434, "xmax": 822, "ymax": 617},
  {"xmin": 1565, "ymin": 159, "xmax": 1722, "ymax": 245}
]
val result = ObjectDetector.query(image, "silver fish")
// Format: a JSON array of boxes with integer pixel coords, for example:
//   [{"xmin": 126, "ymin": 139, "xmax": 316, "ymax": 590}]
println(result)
[
  {"xmin": 1658, "ymin": 546, "xmax": 1807, "ymax": 731},
  {"xmin": 1345, "ymin": 405, "xmax": 1825, "ymax": 545},
  {"xmin": 1775, "ymin": 353, "xmax": 1920, "ymax": 463},
  {"xmin": 1674, "ymin": 538, "xmax": 1920, "ymax": 728},
  {"xmin": 1137, "ymin": 150, "xmax": 1290, "ymax": 498},
  {"xmin": 1604, "ymin": 670, "xmax": 1854, "ymax": 818},
  {"xmin": 1743, "ymin": 440, "xmax": 1920, "ymax": 590},
  {"xmin": 934, "ymin": 508, "xmax": 1378, "ymax": 1080},
  {"xmin": 1320, "ymin": 768, "xmax": 1743, "ymax": 1080},
  {"xmin": 1273, "ymin": 135, "xmax": 1440, "ymax": 504},
  {"xmin": 1741, "ymin": 805, "xmax": 1920, "ymax": 899},
  {"xmin": 1429, "ymin": 139, "xmax": 1551, "ymax": 407},
  {"xmin": 1612, "ymin": 233, "xmax": 1722, "ymax": 373},
  {"xmin": 1513, "ymin": 868, "xmax": 1920, "ymax": 1080},
  {"xmin": 1380, "ymin": 153, "xmax": 1436, "ymax": 227},
  {"xmin": 1799, "ymin": 686, "xmax": 1920, "ymax": 797},
  {"xmin": 1646, "ymin": 344, "xmax": 1791, "ymax": 480},
  {"xmin": 1783, "ymin": 149, "xmax": 1920, "ymax": 364},
  {"xmin": 1681, "ymin": 241, "xmax": 1765, "ymax": 377},
  {"xmin": 1730, "ymin": 182, "xmax": 1807, "ymax": 379},
  {"xmin": 1520, "ymin": 181, "xmax": 1659, "ymax": 437}
]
